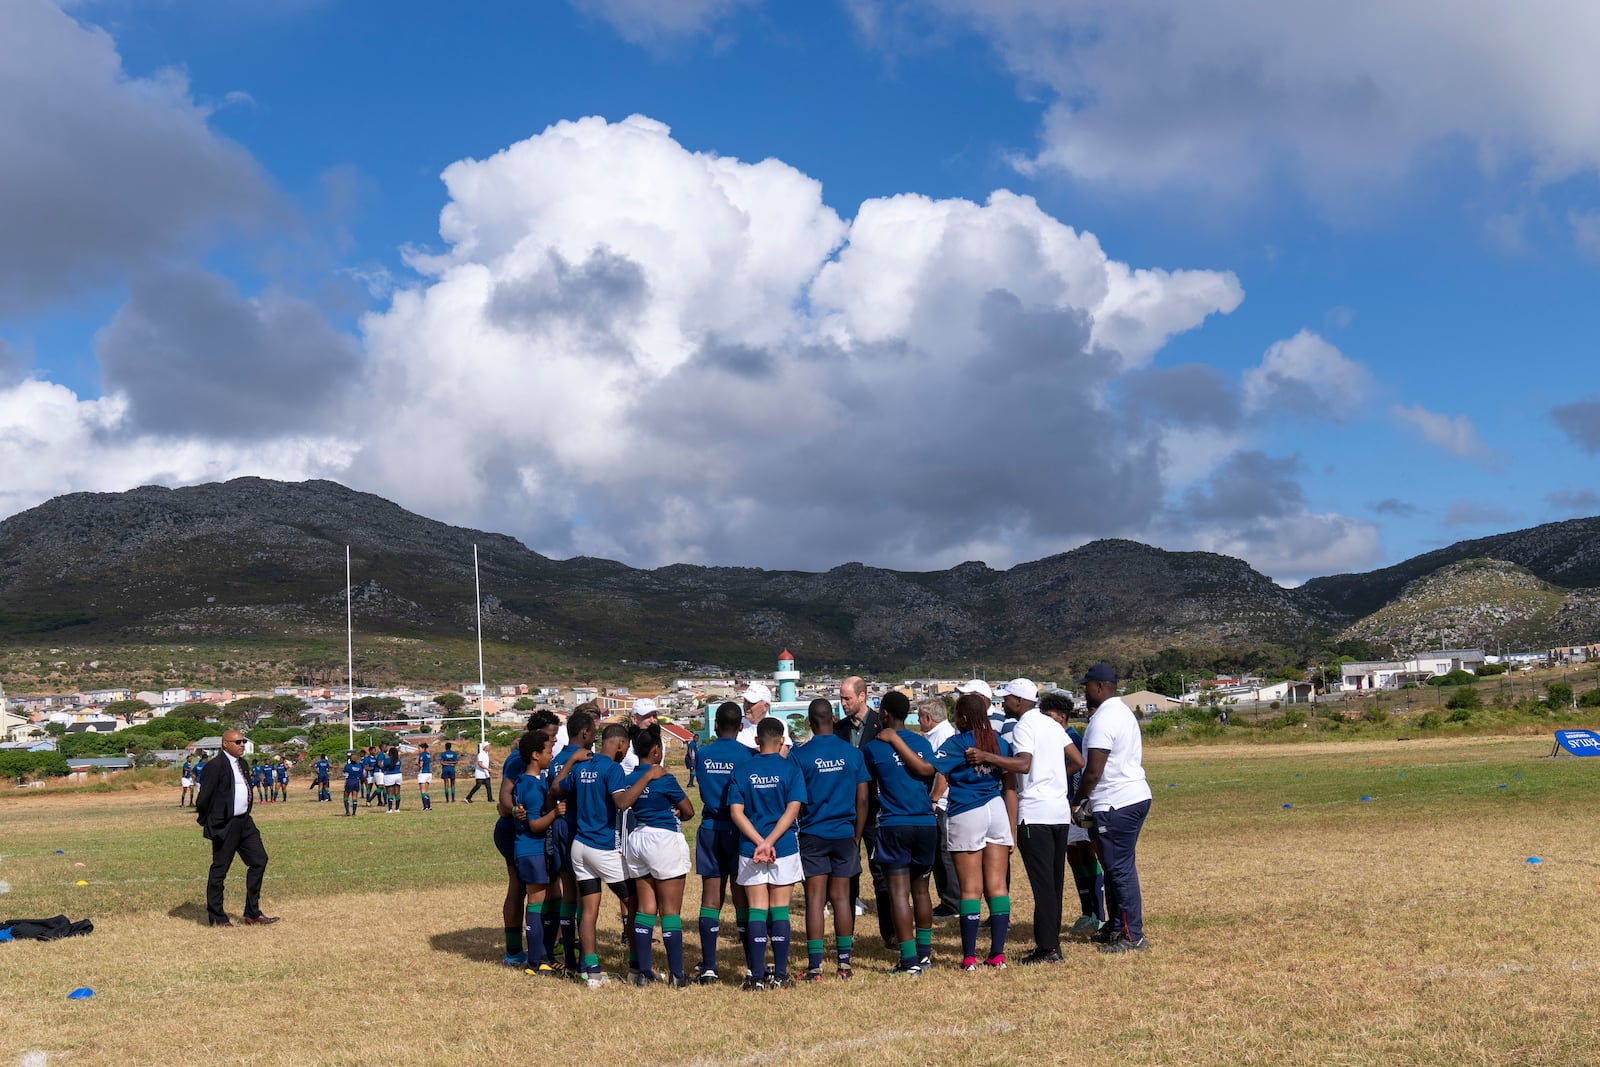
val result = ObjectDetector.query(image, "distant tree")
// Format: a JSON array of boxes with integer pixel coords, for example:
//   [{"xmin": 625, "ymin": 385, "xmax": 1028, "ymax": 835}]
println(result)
[
  {"xmin": 434, "ymin": 692, "xmax": 466, "ymax": 714},
  {"xmin": 271, "ymin": 694, "xmax": 311, "ymax": 725},
  {"xmin": 353, "ymin": 696, "xmax": 404, "ymax": 722},
  {"xmin": 514, "ymin": 696, "xmax": 536, "ymax": 711},
  {"xmin": 1148, "ymin": 671, "xmax": 1185, "ymax": 698},
  {"xmin": 225, "ymin": 696, "xmax": 276, "ymax": 729},
  {"xmin": 1546, "ymin": 682, "xmax": 1575, "ymax": 710},
  {"xmin": 1445, "ymin": 687, "xmax": 1481, "ymax": 711},
  {"xmin": 168, "ymin": 702, "xmax": 219, "ymax": 722},
  {"xmin": 44, "ymin": 721, "xmax": 67, "ymax": 738},
  {"xmin": 103, "ymin": 699, "xmax": 151, "ymax": 722}
]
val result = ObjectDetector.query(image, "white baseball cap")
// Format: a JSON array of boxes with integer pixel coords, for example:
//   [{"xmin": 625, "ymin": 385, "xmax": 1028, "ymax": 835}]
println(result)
[
  {"xmin": 741, "ymin": 682, "xmax": 773, "ymax": 705},
  {"xmin": 996, "ymin": 678, "xmax": 1039, "ymax": 703},
  {"xmin": 631, "ymin": 697, "xmax": 660, "ymax": 718},
  {"xmin": 955, "ymin": 679, "xmax": 994, "ymax": 700}
]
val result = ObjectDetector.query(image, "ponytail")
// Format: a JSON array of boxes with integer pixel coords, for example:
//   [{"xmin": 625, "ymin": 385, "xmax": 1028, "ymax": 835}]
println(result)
[{"xmin": 955, "ymin": 692, "xmax": 998, "ymax": 755}]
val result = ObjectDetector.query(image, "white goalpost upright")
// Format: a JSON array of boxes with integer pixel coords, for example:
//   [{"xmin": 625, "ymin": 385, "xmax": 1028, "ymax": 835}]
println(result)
[
  {"xmin": 475, "ymin": 544, "xmax": 487, "ymax": 745},
  {"xmin": 346, "ymin": 545, "xmax": 355, "ymax": 751}
]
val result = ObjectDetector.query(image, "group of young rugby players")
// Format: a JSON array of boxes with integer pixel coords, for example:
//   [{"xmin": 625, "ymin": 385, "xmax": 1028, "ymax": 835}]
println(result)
[
  {"xmin": 320, "ymin": 741, "xmax": 466, "ymax": 813},
  {"xmin": 483, "ymin": 678, "xmax": 1121, "ymax": 989}
]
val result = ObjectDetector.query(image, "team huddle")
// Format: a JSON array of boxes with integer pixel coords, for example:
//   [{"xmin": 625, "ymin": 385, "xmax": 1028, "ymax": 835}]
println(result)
[
  {"xmin": 486, "ymin": 664, "xmax": 1152, "ymax": 989},
  {"xmin": 328, "ymin": 741, "xmax": 461, "ymax": 813}
]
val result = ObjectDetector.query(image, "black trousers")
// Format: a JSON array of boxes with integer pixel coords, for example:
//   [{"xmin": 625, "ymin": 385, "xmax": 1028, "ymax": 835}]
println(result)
[
  {"xmin": 207, "ymin": 815, "xmax": 268, "ymax": 923},
  {"xmin": 1016, "ymin": 821, "xmax": 1070, "ymax": 953},
  {"xmin": 848, "ymin": 825, "xmax": 895, "ymax": 945},
  {"xmin": 932, "ymin": 810, "xmax": 960, "ymax": 911}
]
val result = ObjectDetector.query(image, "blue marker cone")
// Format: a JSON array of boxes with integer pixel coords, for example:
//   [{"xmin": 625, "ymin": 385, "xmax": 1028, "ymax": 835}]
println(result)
[
  {"xmin": 1169, "ymin": 783, "xmax": 1176, "ymax": 788},
  {"xmin": 1360, "ymin": 796, "xmax": 1371, "ymax": 802},
  {"xmin": 55, "ymin": 850, "xmax": 64, "ymax": 855},
  {"xmin": 1526, "ymin": 857, "xmax": 1541, "ymax": 865},
  {"xmin": 68, "ymin": 987, "xmax": 94, "ymax": 1000},
  {"xmin": 1282, "ymin": 803, "xmax": 1292, "ymax": 809},
  {"xmin": 1498, "ymin": 784, "xmax": 1507, "ymax": 789}
]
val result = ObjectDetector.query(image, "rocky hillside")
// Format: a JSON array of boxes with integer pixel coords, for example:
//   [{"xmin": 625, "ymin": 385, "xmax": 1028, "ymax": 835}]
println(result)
[
  {"xmin": 4, "ymin": 478, "xmax": 1599, "ymax": 673},
  {"xmin": 1299, "ymin": 517, "xmax": 1600, "ymax": 620},
  {"xmin": 1335, "ymin": 558, "xmax": 1590, "ymax": 652},
  {"xmin": 0, "ymin": 478, "xmax": 1324, "ymax": 669}
]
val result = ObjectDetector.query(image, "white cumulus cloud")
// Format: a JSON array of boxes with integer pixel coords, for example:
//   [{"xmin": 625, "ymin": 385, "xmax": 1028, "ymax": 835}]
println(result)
[
  {"xmin": 862, "ymin": 0, "xmax": 1600, "ymax": 204},
  {"xmin": 1242, "ymin": 329, "xmax": 1371, "ymax": 418}
]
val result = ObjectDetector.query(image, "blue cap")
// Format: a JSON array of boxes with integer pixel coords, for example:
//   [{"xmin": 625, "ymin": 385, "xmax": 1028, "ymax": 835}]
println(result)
[{"xmin": 1081, "ymin": 663, "xmax": 1118, "ymax": 684}]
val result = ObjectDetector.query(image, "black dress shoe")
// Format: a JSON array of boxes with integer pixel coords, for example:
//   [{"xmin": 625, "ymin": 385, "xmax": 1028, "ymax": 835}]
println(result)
[{"xmin": 240, "ymin": 914, "xmax": 280, "ymax": 925}]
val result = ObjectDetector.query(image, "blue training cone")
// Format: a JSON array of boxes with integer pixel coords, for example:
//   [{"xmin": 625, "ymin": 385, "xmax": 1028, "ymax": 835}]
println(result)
[
  {"xmin": 1282, "ymin": 803, "xmax": 1292, "ymax": 809},
  {"xmin": 1527, "ymin": 857, "xmax": 1542, "ymax": 865},
  {"xmin": 68, "ymin": 987, "xmax": 94, "ymax": 1000},
  {"xmin": 1360, "ymin": 796, "xmax": 1371, "ymax": 802}
]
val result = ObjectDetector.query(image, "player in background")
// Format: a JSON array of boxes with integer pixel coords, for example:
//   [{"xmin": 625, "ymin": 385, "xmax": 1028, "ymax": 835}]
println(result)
[
  {"xmin": 550, "ymin": 723, "xmax": 656, "ymax": 988},
  {"xmin": 341, "ymin": 751, "xmax": 362, "ymax": 816},
  {"xmin": 362, "ymin": 746, "xmax": 382, "ymax": 806},
  {"xmin": 191, "ymin": 753, "xmax": 207, "ymax": 803},
  {"xmin": 684, "ymin": 733, "xmax": 698, "ymax": 788},
  {"xmin": 382, "ymin": 745, "xmax": 403, "ymax": 812},
  {"xmin": 179, "ymin": 755, "xmax": 195, "ymax": 807},
  {"xmin": 275, "ymin": 757, "xmax": 289, "ymax": 803},
  {"xmin": 251, "ymin": 759, "xmax": 268, "ymax": 805},
  {"xmin": 931, "ymin": 692, "xmax": 1017, "ymax": 971},
  {"xmin": 728, "ymin": 716, "xmax": 808, "ymax": 990},
  {"xmin": 618, "ymin": 727, "xmax": 695, "ymax": 986},
  {"xmin": 792, "ymin": 698, "xmax": 869, "ymax": 981},
  {"xmin": 863, "ymin": 690, "xmax": 941, "ymax": 975},
  {"xmin": 312, "ymin": 753, "xmax": 331, "ymax": 802},
  {"xmin": 439, "ymin": 741, "xmax": 459, "ymax": 802},
  {"xmin": 510, "ymin": 730, "xmax": 563, "ymax": 976},
  {"xmin": 415, "ymin": 742, "xmax": 434, "ymax": 811},
  {"xmin": 690, "ymin": 701, "xmax": 752, "ymax": 985}
]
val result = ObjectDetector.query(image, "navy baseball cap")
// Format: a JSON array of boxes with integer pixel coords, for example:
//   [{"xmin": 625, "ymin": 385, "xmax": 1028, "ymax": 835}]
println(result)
[{"xmin": 1080, "ymin": 663, "xmax": 1118, "ymax": 684}]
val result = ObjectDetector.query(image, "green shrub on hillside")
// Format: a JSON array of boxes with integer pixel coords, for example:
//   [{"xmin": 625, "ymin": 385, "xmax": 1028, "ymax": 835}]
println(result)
[
  {"xmin": 1427, "ymin": 670, "xmax": 1478, "ymax": 687},
  {"xmin": 1416, "ymin": 711, "xmax": 1443, "ymax": 730},
  {"xmin": 1363, "ymin": 706, "xmax": 1390, "ymax": 725},
  {"xmin": 1578, "ymin": 688, "xmax": 1600, "ymax": 708},
  {"xmin": 1445, "ymin": 687, "xmax": 1481, "ymax": 711},
  {"xmin": 0, "ymin": 751, "xmax": 71, "ymax": 779},
  {"xmin": 1547, "ymin": 682, "xmax": 1574, "ymax": 709}
]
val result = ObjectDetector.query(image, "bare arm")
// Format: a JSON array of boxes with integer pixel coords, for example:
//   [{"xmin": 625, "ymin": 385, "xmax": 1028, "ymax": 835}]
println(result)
[
  {"xmin": 612, "ymin": 764, "xmax": 666, "ymax": 811},
  {"xmin": 1075, "ymin": 748, "xmax": 1110, "ymax": 806},
  {"xmin": 879, "ymin": 729, "xmax": 937, "ymax": 778},
  {"xmin": 1064, "ymin": 743, "xmax": 1086, "ymax": 776},
  {"xmin": 970, "ymin": 748, "xmax": 1032, "ymax": 774},
  {"xmin": 853, "ymin": 781, "xmax": 869, "ymax": 842}
]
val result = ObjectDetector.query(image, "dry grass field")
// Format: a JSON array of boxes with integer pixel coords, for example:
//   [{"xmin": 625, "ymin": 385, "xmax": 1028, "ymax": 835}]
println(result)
[{"xmin": 2, "ymin": 736, "xmax": 1598, "ymax": 1066}]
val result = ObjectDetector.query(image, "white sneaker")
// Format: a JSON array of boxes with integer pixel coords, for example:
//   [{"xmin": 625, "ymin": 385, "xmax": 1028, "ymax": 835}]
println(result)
[
  {"xmin": 853, "ymin": 899, "xmax": 868, "ymax": 916},
  {"xmin": 585, "ymin": 973, "xmax": 613, "ymax": 989}
]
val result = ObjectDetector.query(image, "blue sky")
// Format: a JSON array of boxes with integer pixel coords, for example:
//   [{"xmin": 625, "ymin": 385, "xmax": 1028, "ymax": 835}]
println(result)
[{"xmin": 4, "ymin": 0, "xmax": 1600, "ymax": 584}]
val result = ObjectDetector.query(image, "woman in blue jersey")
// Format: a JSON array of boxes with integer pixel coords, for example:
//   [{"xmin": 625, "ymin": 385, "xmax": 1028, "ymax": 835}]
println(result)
[
  {"xmin": 341, "ymin": 751, "xmax": 363, "ymax": 816},
  {"xmin": 415, "ymin": 742, "xmax": 434, "ymax": 811},
  {"xmin": 930, "ymin": 691, "xmax": 1018, "ymax": 971},
  {"xmin": 618, "ymin": 726, "xmax": 695, "ymax": 986}
]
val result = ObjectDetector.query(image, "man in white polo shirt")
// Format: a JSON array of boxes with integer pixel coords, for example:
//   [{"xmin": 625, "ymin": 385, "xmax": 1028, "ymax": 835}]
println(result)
[
  {"xmin": 737, "ymin": 683, "xmax": 792, "ymax": 755},
  {"xmin": 965, "ymin": 677, "xmax": 1083, "ymax": 964},
  {"xmin": 1074, "ymin": 663, "xmax": 1152, "ymax": 953},
  {"xmin": 917, "ymin": 697, "xmax": 960, "ymax": 920}
]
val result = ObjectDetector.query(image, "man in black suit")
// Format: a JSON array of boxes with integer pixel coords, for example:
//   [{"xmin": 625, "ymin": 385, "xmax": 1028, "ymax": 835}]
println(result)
[
  {"xmin": 195, "ymin": 730, "xmax": 279, "ymax": 928},
  {"xmin": 836, "ymin": 676, "xmax": 892, "ymax": 946}
]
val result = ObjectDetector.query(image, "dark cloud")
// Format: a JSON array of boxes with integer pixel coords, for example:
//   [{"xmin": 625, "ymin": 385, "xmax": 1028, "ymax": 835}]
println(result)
[
  {"xmin": 95, "ymin": 270, "xmax": 360, "ymax": 439},
  {"xmin": 1181, "ymin": 451, "xmax": 1304, "ymax": 522},
  {"xmin": 1546, "ymin": 489, "xmax": 1600, "ymax": 516},
  {"xmin": 1552, "ymin": 396, "xmax": 1600, "ymax": 455},
  {"xmin": 1371, "ymin": 497, "xmax": 1417, "ymax": 517},
  {"xmin": 1122, "ymin": 363, "xmax": 1241, "ymax": 429},
  {"xmin": 487, "ymin": 248, "xmax": 648, "ymax": 339},
  {"xmin": 0, "ymin": 1, "xmax": 277, "ymax": 314}
]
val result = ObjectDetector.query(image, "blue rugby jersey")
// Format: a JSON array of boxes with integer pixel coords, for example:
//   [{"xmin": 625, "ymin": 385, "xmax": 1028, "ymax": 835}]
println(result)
[
  {"xmin": 792, "ymin": 733, "xmax": 869, "ymax": 839},
  {"xmin": 862, "ymin": 729, "xmax": 937, "ymax": 827},
  {"xmin": 729, "ymin": 753, "xmax": 808, "ymax": 858}
]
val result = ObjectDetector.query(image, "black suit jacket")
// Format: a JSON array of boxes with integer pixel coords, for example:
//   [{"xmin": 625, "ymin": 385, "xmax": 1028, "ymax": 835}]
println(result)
[
  {"xmin": 835, "ymin": 708, "xmax": 882, "ymax": 749},
  {"xmin": 195, "ymin": 753, "xmax": 252, "ymax": 840}
]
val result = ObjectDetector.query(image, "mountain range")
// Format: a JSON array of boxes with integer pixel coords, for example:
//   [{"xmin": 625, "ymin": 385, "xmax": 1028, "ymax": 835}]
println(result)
[{"xmin": 3, "ymin": 478, "xmax": 1600, "ymax": 679}]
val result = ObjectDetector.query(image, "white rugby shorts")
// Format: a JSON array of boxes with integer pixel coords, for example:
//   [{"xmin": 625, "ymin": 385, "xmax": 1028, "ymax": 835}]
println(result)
[
  {"xmin": 623, "ymin": 826, "xmax": 690, "ymax": 880},
  {"xmin": 382, "ymin": 772, "xmax": 401, "ymax": 787},
  {"xmin": 736, "ymin": 852, "xmax": 803, "ymax": 887},
  {"xmin": 416, "ymin": 772, "xmax": 432, "ymax": 784},
  {"xmin": 571, "ymin": 839, "xmax": 627, "ymax": 885},
  {"xmin": 946, "ymin": 796, "xmax": 1014, "ymax": 851}
]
